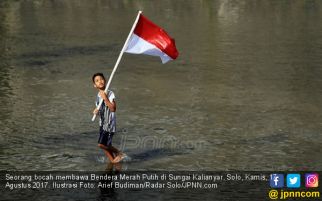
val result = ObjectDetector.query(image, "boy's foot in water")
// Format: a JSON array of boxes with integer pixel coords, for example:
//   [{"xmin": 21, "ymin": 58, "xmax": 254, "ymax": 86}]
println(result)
[{"xmin": 112, "ymin": 153, "xmax": 127, "ymax": 163}]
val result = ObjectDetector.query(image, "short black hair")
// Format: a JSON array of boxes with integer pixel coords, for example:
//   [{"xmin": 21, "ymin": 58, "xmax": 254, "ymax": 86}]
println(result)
[{"xmin": 92, "ymin": 73, "xmax": 105, "ymax": 83}]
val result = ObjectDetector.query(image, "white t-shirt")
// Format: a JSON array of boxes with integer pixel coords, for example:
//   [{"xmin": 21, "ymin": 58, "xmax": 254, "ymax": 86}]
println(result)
[{"xmin": 96, "ymin": 90, "xmax": 116, "ymax": 133}]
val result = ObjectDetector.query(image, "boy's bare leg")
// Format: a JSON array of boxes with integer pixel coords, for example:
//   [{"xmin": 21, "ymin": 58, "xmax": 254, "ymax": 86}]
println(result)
[
  {"xmin": 99, "ymin": 144, "xmax": 126, "ymax": 163},
  {"xmin": 103, "ymin": 149, "xmax": 115, "ymax": 162},
  {"xmin": 109, "ymin": 146, "xmax": 127, "ymax": 163},
  {"xmin": 109, "ymin": 146, "xmax": 121, "ymax": 156},
  {"xmin": 111, "ymin": 146, "xmax": 126, "ymax": 159},
  {"xmin": 98, "ymin": 144, "xmax": 115, "ymax": 162}
]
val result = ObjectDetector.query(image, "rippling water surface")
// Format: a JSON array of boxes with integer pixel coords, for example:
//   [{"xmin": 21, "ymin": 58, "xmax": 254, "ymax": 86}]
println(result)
[{"xmin": 1, "ymin": 0, "xmax": 322, "ymax": 173}]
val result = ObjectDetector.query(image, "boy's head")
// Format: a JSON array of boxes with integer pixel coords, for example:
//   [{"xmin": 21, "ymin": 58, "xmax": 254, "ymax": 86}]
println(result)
[{"xmin": 92, "ymin": 73, "xmax": 106, "ymax": 90}]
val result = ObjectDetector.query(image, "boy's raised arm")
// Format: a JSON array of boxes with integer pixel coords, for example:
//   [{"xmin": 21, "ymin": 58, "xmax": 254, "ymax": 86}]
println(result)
[{"xmin": 99, "ymin": 90, "xmax": 116, "ymax": 112}]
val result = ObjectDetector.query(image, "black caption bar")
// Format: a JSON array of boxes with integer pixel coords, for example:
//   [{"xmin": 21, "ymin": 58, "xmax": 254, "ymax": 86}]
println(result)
[{"xmin": 1, "ymin": 171, "xmax": 321, "ymax": 201}]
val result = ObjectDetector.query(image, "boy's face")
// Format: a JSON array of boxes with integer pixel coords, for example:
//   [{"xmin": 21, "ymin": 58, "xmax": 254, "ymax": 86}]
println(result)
[{"xmin": 93, "ymin": 75, "xmax": 106, "ymax": 90}]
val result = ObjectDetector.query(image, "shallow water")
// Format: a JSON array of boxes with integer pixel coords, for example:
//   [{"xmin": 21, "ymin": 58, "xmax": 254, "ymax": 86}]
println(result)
[{"xmin": 1, "ymin": 0, "xmax": 322, "ymax": 172}]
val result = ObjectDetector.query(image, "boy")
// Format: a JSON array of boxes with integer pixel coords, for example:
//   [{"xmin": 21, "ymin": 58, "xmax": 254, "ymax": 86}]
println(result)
[{"xmin": 92, "ymin": 73, "xmax": 124, "ymax": 163}]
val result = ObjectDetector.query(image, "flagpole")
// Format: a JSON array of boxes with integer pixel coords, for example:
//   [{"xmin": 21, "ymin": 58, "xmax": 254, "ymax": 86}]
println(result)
[{"xmin": 92, "ymin": 10, "xmax": 142, "ymax": 121}]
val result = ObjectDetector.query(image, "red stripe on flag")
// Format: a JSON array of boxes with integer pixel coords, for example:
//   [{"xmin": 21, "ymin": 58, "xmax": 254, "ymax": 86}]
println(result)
[{"xmin": 133, "ymin": 14, "xmax": 179, "ymax": 60}]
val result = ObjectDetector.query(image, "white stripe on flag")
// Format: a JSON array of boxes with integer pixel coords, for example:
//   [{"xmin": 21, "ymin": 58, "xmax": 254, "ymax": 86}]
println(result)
[{"xmin": 125, "ymin": 34, "xmax": 173, "ymax": 64}]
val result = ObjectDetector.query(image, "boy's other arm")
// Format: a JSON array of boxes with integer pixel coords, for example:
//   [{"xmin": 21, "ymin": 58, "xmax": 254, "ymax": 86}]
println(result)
[
  {"xmin": 93, "ymin": 108, "xmax": 99, "ymax": 115},
  {"xmin": 99, "ymin": 91, "xmax": 116, "ymax": 112}
]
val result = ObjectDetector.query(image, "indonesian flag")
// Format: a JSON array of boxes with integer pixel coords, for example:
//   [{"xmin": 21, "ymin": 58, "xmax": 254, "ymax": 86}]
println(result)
[{"xmin": 125, "ymin": 14, "xmax": 179, "ymax": 64}]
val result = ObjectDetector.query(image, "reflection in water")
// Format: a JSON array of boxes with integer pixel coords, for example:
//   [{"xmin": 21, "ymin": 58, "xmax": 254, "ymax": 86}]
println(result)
[
  {"xmin": 98, "ymin": 162, "xmax": 122, "ymax": 201},
  {"xmin": 0, "ymin": 0, "xmax": 322, "ymax": 173}
]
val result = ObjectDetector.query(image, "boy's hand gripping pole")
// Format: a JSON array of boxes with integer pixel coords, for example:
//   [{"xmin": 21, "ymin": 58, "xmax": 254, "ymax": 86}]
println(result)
[{"xmin": 92, "ymin": 10, "xmax": 142, "ymax": 122}]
